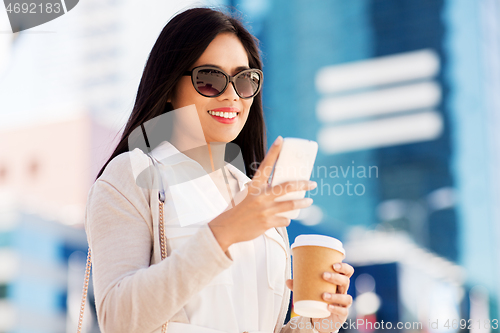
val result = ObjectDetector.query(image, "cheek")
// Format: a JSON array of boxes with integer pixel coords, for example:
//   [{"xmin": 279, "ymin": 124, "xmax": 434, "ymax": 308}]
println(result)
[
  {"xmin": 243, "ymin": 99, "xmax": 253, "ymax": 113},
  {"xmin": 171, "ymin": 79, "xmax": 199, "ymax": 108},
  {"xmin": 240, "ymin": 108, "xmax": 252, "ymax": 125},
  {"xmin": 242, "ymin": 101, "xmax": 253, "ymax": 120}
]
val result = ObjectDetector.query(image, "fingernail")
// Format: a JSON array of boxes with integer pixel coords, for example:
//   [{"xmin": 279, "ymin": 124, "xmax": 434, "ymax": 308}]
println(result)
[
  {"xmin": 323, "ymin": 272, "xmax": 331, "ymax": 279},
  {"xmin": 274, "ymin": 136, "xmax": 283, "ymax": 145},
  {"xmin": 304, "ymin": 198, "xmax": 313, "ymax": 205},
  {"xmin": 309, "ymin": 181, "xmax": 317, "ymax": 188},
  {"xmin": 334, "ymin": 263, "xmax": 342, "ymax": 271},
  {"xmin": 329, "ymin": 304, "xmax": 335, "ymax": 310},
  {"xmin": 324, "ymin": 292, "xmax": 331, "ymax": 300}
]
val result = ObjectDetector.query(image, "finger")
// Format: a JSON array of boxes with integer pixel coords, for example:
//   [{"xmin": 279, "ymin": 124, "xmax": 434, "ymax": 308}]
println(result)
[
  {"xmin": 270, "ymin": 197, "xmax": 313, "ymax": 215},
  {"xmin": 337, "ymin": 282, "xmax": 350, "ymax": 295},
  {"xmin": 269, "ymin": 180, "xmax": 317, "ymax": 198},
  {"xmin": 322, "ymin": 293, "xmax": 353, "ymax": 307},
  {"xmin": 286, "ymin": 279, "xmax": 293, "ymax": 291},
  {"xmin": 269, "ymin": 215, "xmax": 291, "ymax": 228},
  {"xmin": 327, "ymin": 304, "xmax": 349, "ymax": 317},
  {"xmin": 333, "ymin": 263, "xmax": 354, "ymax": 278},
  {"xmin": 323, "ymin": 272, "xmax": 350, "ymax": 291},
  {"xmin": 253, "ymin": 136, "xmax": 283, "ymax": 185},
  {"xmin": 336, "ymin": 277, "xmax": 350, "ymax": 295},
  {"xmin": 331, "ymin": 264, "xmax": 353, "ymax": 294}
]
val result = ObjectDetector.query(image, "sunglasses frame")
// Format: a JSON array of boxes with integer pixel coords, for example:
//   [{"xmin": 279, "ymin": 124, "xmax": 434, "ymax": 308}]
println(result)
[{"xmin": 183, "ymin": 65, "xmax": 263, "ymax": 99}]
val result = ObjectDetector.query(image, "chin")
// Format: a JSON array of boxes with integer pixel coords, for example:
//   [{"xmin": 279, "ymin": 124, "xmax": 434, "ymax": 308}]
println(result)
[
  {"xmin": 211, "ymin": 138, "xmax": 236, "ymax": 144},
  {"xmin": 213, "ymin": 133, "xmax": 239, "ymax": 143},
  {"xmin": 210, "ymin": 136, "xmax": 236, "ymax": 144}
]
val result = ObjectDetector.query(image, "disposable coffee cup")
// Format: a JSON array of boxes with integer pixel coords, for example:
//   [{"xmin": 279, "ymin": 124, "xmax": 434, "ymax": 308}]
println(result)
[{"xmin": 291, "ymin": 234, "xmax": 345, "ymax": 318}]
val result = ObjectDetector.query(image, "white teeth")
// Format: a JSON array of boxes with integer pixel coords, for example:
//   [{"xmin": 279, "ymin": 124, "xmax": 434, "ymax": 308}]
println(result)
[{"xmin": 208, "ymin": 110, "xmax": 238, "ymax": 119}]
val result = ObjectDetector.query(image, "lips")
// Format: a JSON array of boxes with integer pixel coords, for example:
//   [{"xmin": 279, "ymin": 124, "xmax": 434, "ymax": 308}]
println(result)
[
  {"xmin": 210, "ymin": 107, "xmax": 240, "ymax": 113},
  {"xmin": 207, "ymin": 107, "xmax": 240, "ymax": 124}
]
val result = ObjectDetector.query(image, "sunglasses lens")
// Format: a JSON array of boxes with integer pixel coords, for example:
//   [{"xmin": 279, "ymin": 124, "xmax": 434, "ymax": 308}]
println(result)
[
  {"xmin": 235, "ymin": 70, "xmax": 261, "ymax": 98},
  {"xmin": 195, "ymin": 69, "xmax": 227, "ymax": 96}
]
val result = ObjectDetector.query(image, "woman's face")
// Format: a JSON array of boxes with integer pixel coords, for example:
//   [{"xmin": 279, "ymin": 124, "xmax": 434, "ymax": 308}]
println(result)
[{"xmin": 169, "ymin": 32, "xmax": 254, "ymax": 144}]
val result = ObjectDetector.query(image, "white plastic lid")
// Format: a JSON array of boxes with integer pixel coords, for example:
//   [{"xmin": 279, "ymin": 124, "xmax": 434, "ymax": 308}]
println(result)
[
  {"xmin": 291, "ymin": 234, "xmax": 345, "ymax": 257},
  {"xmin": 293, "ymin": 300, "xmax": 331, "ymax": 318}
]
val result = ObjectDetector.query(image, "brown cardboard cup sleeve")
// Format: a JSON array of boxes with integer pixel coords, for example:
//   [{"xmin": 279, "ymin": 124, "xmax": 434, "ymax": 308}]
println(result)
[{"xmin": 291, "ymin": 234, "xmax": 346, "ymax": 318}]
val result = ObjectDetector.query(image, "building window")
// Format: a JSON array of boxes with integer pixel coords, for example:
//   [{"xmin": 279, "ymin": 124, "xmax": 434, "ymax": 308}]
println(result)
[
  {"xmin": 0, "ymin": 165, "xmax": 6, "ymax": 182},
  {"xmin": 28, "ymin": 159, "xmax": 39, "ymax": 179},
  {"xmin": 0, "ymin": 284, "xmax": 7, "ymax": 299}
]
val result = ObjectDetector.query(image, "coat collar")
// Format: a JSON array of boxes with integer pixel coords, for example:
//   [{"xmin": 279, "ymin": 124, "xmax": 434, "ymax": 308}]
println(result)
[
  {"xmin": 225, "ymin": 161, "xmax": 252, "ymax": 192},
  {"xmin": 149, "ymin": 140, "xmax": 194, "ymax": 166},
  {"xmin": 151, "ymin": 140, "xmax": 252, "ymax": 192}
]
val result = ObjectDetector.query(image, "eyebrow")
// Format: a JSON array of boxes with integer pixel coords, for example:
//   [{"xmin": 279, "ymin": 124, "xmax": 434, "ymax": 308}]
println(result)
[{"xmin": 202, "ymin": 64, "xmax": 250, "ymax": 73}]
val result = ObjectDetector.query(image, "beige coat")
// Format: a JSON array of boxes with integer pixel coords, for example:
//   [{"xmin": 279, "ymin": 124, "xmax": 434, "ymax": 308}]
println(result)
[{"xmin": 84, "ymin": 142, "xmax": 317, "ymax": 333}]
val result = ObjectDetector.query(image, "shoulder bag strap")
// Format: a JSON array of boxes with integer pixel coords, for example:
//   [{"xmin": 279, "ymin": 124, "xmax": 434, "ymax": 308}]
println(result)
[{"xmin": 77, "ymin": 153, "xmax": 169, "ymax": 333}]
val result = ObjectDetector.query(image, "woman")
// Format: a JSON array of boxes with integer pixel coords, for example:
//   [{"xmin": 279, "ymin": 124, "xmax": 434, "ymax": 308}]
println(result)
[{"xmin": 85, "ymin": 7, "xmax": 353, "ymax": 333}]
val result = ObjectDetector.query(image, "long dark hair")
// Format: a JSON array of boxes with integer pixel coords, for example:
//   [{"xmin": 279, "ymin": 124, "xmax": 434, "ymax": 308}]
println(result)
[{"xmin": 96, "ymin": 7, "xmax": 266, "ymax": 181}]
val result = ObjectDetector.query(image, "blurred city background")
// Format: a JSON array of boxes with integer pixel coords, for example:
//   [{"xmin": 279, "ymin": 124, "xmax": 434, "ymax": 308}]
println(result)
[{"xmin": 0, "ymin": 0, "xmax": 499, "ymax": 332}]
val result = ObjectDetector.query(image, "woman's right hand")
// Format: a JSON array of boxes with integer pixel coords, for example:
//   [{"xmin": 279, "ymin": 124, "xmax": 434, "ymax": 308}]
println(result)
[{"xmin": 208, "ymin": 136, "xmax": 317, "ymax": 252}]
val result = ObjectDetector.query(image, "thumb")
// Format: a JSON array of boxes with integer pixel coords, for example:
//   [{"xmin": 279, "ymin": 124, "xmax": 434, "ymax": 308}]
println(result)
[
  {"xmin": 286, "ymin": 279, "xmax": 293, "ymax": 291},
  {"xmin": 252, "ymin": 136, "xmax": 283, "ymax": 186}
]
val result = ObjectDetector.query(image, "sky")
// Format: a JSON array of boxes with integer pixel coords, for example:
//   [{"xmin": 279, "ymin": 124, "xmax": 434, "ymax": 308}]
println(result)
[{"xmin": 0, "ymin": 0, "xmax": 227, "ymax": 131}]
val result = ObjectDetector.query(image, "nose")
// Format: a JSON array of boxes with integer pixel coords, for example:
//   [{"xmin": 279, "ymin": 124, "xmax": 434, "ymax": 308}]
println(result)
[{"xmin": 218, "ymin": 81, "xmax": 239, "ymax": 101}]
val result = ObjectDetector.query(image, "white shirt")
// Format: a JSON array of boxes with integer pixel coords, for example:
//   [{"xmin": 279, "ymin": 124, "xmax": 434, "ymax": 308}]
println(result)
[{"xmin": 145, "ymin": 140, "xmax": 288, "ymax": 333}]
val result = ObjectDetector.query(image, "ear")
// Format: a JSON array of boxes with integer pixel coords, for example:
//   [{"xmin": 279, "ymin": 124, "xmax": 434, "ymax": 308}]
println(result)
[
  {"xmin": 165, "ymin": 102, "xmax": 174, "ymax": 112},
  {"xmin": 167, "ymin": 91, "xmax": 174, "ymax": 104}
]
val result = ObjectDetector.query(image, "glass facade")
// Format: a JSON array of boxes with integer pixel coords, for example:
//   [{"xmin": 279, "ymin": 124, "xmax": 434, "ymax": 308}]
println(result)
[
  {"xmin": 256, "ymin": 0, "xmax": 457, "ymax": 260},
  {"xmin": 236, "ymin": 0, "xmax": 500, "ymax": 324}
]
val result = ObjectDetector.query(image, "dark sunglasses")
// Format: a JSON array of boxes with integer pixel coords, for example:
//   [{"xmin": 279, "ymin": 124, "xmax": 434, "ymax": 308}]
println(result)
[{"xmin": 183, "ymin": 65, "xmax": 263, "ymax": 99}]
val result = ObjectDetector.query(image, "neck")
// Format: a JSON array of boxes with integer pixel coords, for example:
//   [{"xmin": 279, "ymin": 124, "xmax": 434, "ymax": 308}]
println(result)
[
  {"xmin": 205, "ymin": 142, "xmax": 227, "ymax": 172},
  {"xmin": 169, "ymin": 135, "xmax": 227, "ymax": 174}
]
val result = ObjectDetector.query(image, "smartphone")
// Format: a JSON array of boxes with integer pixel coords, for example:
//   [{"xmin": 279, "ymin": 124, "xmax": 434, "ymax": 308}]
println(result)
[{"xmin": 270, "ymin": 137, "xmax": 318, "ymax": 219}]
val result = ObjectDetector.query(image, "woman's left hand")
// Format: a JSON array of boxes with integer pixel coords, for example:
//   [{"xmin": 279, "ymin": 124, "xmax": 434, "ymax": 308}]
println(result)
[{"xmin": 286, "ymin": 262, "xmax": 354, "ymax": 333}]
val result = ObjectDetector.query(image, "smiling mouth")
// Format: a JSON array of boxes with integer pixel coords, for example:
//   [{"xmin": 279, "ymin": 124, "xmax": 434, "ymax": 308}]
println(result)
[{"xmin": 207, "ymin": 110, "xmax": 239, "ymax": 119}]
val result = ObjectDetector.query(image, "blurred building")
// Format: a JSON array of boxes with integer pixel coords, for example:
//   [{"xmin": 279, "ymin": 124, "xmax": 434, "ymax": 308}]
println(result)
[
  {"xmin": 344, "ymin": 228, "xmax": 465, "ymax": 333},
  {"xmin": 1, "ymin": 0, "xmax": 499, "ymax": 330},
  {"xmin": 0, "ymin": 0, "xmax": 125, "ymax": 130},
  {"xmin": 0, "ymin": 195, "xmax": 93, "ymax": 333},
  {"xmin": 0, "ymin": 0, "xmax": 221, "ymax": 130},
  {"xmin": 0, "ymin": 114, "xmax": 117, "ymax": 225},
  {"xmin": 235, "ymin": 0, "xmax": 500, "ymax": 324},
  {"xmin": 0, "ymin": 0, "xmax": 228, "ymax": 219},
  {"xmin": 0, "ymin": 113, "xmax": 112, "ymax": 332},
  {"xmin": 0, "ymin": 1, "xmax": 227, "ymax": 332}
]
